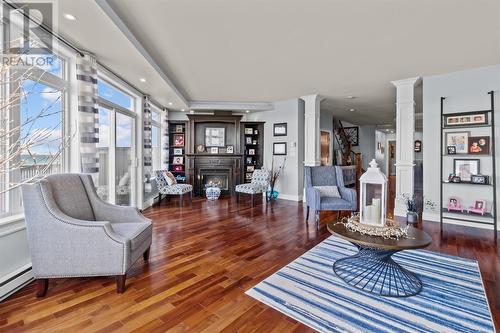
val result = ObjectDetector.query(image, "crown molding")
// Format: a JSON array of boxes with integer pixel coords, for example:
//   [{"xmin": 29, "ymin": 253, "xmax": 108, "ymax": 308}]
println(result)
[{"xmin": 188, "ymin": 101, "xmax": 274, "ymax": 111}]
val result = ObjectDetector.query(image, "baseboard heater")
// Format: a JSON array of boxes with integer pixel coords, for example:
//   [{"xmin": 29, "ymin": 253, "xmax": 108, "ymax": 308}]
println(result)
[{"xmin": 0, "ymin": 264, "xmax": 33, "ymax": 302}]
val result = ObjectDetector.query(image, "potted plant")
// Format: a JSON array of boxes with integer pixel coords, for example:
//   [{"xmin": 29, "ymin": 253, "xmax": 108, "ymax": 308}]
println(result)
[
  {"xmin": 267, "ymin": 157, "xmax": 286, "ymax": 202},
  {"xmin": 406, "ymin": 197, "xmax": 418, "ymax": 224}
]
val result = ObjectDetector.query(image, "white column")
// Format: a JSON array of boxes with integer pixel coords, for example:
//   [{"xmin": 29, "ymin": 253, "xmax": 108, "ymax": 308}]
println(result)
[
  {"xmin": 301, "ymin": 94, "xmax": 322, "ymax": 166},
  {"xmin": 390, "ymin": 77, "xmax": 420, "ymax": 217}
]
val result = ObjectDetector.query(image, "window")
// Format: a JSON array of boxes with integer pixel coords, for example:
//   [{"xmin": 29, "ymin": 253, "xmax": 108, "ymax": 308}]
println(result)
[
  {"xmin": 0, "ymin": 57, "xmax": 68, "ymax": 218},
  {"xmin": 98, "ymin": 80, "xmax": 133, "ymax": 111},
  {"xmin": 96, "ymin": 74, "xmax": 137, "ymax": 206}
]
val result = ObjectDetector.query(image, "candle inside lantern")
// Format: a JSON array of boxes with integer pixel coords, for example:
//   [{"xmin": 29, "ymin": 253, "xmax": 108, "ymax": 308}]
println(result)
[{"xmin": 372, "ymin": 198, "xmax": 381, "ymax": 223}]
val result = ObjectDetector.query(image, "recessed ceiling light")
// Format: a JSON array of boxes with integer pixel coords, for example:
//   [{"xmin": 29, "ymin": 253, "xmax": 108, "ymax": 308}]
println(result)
[
  {"xmin": 64, "ymin": 13, "xmax": 76, "ymax": 21},
  {"xmin": 139, "ymin": 78, "xmax": 146, "ymax": 82},
  {"xmin": 189, "ymin": 110, "xmax": 195, "ymax": 114},
  {"xmin": 168, "ymin": 102, "xmax": 173, "ymax": 106},
  {"xmin": 345, "ymin": 96, "xmax": 356, "ymax": 99},
  {"xmin": 181, "ymin": 109, "xmax": 185, "ymax": 112},
  {"xmin": 245, "ymin": 110, "xmax": 250, "ymax": 113},
  {"xmin": 349, "ymin": 108, "xmax": 356, "ymax": 112}
]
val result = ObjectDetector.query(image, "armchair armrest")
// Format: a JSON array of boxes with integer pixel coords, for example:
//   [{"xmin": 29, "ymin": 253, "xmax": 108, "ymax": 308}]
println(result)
[
  {"xmin": 305, "ymin": 187, "xmax": 321, "ymax": 210},
  {"xmin": 339, "ymin": 187, "xmax": 357, "ymax": 211}
]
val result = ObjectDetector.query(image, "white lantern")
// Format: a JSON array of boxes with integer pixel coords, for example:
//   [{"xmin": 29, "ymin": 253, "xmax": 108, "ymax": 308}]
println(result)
[{"xmin": 359, "ymin": 159, "xmax": 387, "ymax": 227}]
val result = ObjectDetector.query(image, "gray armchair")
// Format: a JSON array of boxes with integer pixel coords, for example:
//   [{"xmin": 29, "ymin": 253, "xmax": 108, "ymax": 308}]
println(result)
[
  {"xmin": 21, "ymin": 173, "xmax": 152, "ymax": 296},
  {"xmin": 304, "ymin": 166, "xmax": 357, "ymax": 229}
]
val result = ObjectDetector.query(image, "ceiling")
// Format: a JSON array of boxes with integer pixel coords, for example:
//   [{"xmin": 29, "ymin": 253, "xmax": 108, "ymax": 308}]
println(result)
[{"xmin": 58, "ymin": 0, "xmax": 500, "ymax": 124}]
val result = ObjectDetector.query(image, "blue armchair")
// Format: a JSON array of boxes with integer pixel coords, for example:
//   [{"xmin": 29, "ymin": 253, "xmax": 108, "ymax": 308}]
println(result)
[{"xmin": 304, "ymin": 166, "xmax": 357, "ymax": 229}]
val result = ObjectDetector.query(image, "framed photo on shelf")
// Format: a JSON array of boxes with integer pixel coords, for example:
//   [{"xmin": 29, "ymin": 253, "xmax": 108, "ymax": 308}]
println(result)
[
  {"xmin": 445, "ymin": 131, "xmax": 469, "ymax": 154},
  {"xmin": 469, "ymin": 200, "xmax": 486, "ymax": 215},
  {"xmin": 453, "ymin": 158, "xmax": 480, "ymax": 182},
  {"xmin": 252, "ymin": 140, "xmax": 257, "ymax": 145},
  {"xmin": 447, "ymin": 146, "xmax": 456, "ymax": 155},
  {"xmin": 173, "ymin": 165, "xmax": 184, "ymax": 172},
  {"xmin": 471, "ymin": 174, "xmax": 489, "ymax": 184},
  {"xmin": 248, "ymin": 149, "xmax": 255, "ymax": 155},
  {"xmin": 226, "ymin": 145, "xmax": 234, "ymax": 154},
  {"xmin": 172, "ymin": 134, "xmax": 185, "ymax": 147},
  {"xmin": 175, "ymin": 124, "xmax": 184, "ymax": 133},
  {"xmin": 245, "ymin": 128, "xmax": 254, "ymax": 135},
  {"xmin": 273, "ymin": 142, "xmax": 287, "ymax": 155},
  {"xmin": 246, "ymin": 136, "xmax": 252, "ymax": 144},
  {"xmin": 246, "ymin": 157, "xmax": 253, "ymax": 165},
  {"xmin": 273, "ymin": 123, "xmax": 287, "ymax": 136},
  {"xmin": 205, "ymin": 127, "xmax": 225, "ymax": 147},
  {"xmin": 196, "ymin": 144, "xmax": 205, "ymax": 153},
  {"xmin": 210, "ymin": 147, "xmax": 219, "ymax": 154},
  {"xmin": 447, "ymin": 197, "xmax": 462, "ymax": 212},
  {"xmin": 246, "ymin": 165, "xmax": 255, "ymax": 172},
  {"xmin": 173, "ymin": 148, "xmax": 183, "ymax": 155},
  {"xmin": 245, "ymin": 173, "xmax": 253, "ymax": 181},
  {"xmin": 172, "ymin": 156, "xmax": 183, "ymax": 165},
  {"xmin": 468, "ymin": 136, "xmax": 490, "ymax": 154},
  {"xmin": 444, "ymin": 112, "xmax": 488, "ymax": 127},
  {"xmin": 254, "ymin": 129, "xmax": 259, "ymax": 135}
]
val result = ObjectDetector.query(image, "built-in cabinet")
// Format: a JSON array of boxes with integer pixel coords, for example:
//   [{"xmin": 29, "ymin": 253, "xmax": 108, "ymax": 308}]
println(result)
[
  {"xmin": 167, "ymin": 121, "xmax": 188, "ymax": 183},
  {"xmin": 241, "ymin": 122, "xmax": 265, "ymax": 183}
]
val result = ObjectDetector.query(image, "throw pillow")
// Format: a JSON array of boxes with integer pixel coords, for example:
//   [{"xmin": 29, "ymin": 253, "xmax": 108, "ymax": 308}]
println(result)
[
  {"xmin": 314, "ymin": 185, "xmax": 341, "ymax": 198},
  {"xmin": 162, "ymin": 171, "xmax": 177, "ymax": 186}
]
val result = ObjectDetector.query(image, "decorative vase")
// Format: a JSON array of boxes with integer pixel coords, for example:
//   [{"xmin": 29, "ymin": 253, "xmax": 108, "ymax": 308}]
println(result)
[
  {"xmin": 406, "ymin": 211, "xmax": 418, "ymax": 224},
  {"xmin": 205, "ymin": 186, "xmax": 221, "ymax": 200},
  {"xmin": 266, "ymin": 190, "xmax": 279, "ymax": 201}
]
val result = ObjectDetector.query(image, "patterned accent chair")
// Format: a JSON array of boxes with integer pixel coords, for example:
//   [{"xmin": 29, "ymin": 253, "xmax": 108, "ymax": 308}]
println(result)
[
  {"xmin": 304, "ymin": 166, "xmax": 357, "ymax": 229},
  {"xmin": 235, "ymin": 169, "xmax": 270, "ymax": 207},
  {"xmin": 154, "ymin": 170, "xmax": 193, "ymax": 206},
  {"xmin": 21, "ymin": 173, "xmax": 153, "ymax": 296}
]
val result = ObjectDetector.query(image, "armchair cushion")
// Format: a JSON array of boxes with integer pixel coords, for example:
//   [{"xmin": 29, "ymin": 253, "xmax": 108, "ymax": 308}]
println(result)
[
  {"xmin": 320, "ymin": 197, "xmax": 353, "ymax": 210},
  {"xmin": 235, "ymin": 183, "xmax": 266, "ymax": 194},
  {"xmin": 314, "ymin": 185, "xmax": 341, "ymax": 198},
  {"xmin": 310, "ymin": 166, "xmax": 337, "ymax": 187},
  {"xmin": 111, "ymin": 222, "xmax": 152, "ymax": 251},
  {"xmin": 159, "ymin": 183, "xmax": 192, "ymax": 195},
  {"xmin": 45, "ymin": 174, "xmax": 95, "ymax": 221}
]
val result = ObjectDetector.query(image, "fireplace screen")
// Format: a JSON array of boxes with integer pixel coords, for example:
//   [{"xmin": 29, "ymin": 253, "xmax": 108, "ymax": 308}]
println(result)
[{"xmin": 202, "ymin": 173, "xmax": 229, "ymax": 190}]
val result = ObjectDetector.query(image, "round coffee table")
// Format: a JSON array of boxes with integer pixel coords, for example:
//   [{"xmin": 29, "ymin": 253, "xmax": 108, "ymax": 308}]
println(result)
[{"xmin": 327, "ymin": 221, "xmax": 432, "ymax": 297}]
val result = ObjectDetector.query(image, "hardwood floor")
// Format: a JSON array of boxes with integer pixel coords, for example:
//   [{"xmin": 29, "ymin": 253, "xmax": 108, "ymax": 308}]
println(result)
[{"xmin": 1, "ymin": 196, "xmax": 499, "ymax": 332}]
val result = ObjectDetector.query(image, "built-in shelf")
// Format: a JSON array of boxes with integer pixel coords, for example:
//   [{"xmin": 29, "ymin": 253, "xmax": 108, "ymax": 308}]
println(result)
[
  {"xmin": 442, "ymin": 181, "xmax": 493, "ymax": 186},
  {"xmin": 441, "ymin": 208, "xmax": 493, "ymax": 219}
]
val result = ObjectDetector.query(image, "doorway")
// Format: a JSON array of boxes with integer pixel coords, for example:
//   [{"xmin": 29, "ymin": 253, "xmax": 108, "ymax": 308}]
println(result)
[
  {"xmin": 388, "ymin": 140, "xmax": 396, "ymax": 176},
  {"xmin": 321, "ymin": 131, "xmax": 331, "ymax": 165}
]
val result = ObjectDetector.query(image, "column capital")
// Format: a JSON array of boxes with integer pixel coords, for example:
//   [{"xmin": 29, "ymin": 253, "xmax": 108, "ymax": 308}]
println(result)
[
  {"xmin": 390, "ymin": 77, "xmax": 421, "ymax": 88},
  {"xmin": 300, "ymin": 94, "xmax": 323, "ymax": 104}
]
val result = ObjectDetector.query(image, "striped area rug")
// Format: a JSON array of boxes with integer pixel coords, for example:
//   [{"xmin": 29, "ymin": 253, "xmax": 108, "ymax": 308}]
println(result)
[{"xmin": 246, "ymin": 236, "xmax": 495, "ymax": 333}]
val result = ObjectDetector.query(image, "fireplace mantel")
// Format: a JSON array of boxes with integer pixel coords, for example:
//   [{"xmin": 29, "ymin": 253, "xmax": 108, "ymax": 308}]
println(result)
[{"xmin": 185, "ymin": 154, "xmax": 243, "ymax": 196}]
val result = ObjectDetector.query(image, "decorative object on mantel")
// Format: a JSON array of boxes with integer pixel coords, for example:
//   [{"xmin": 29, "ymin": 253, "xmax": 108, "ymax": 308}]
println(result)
[
  {"xmin": 266, "ymin": 157, "xmax": 286, "ymax": 202},
  {"xmin": 196, "ymin": 144, "xmax": 205, "ymax": 153},
  {"xmin": 468, "ymin": 200, "xmax": 486, "ymax": 215},
  {"xmin": 337, "ymin": 214, "xmax": 409, "ymax": 239},
  {"xmin": 414, "ymin": 140, "xmax": 422, "ymax": 152},
  {"xmin": 210, "ymin": 147, "xmax": 218, "ymax": 154},
  {"xmin": 273, "ymin": 123, "xmax": 287, "ymax": 136},
  {"xmin": 447, "ymin": 196, "xmax": 463, "ymax": 212},
  {"xmin": 226, "ymin": 145, "xmax": 234, "ymax": 154},
  {"xmin": 205, "ymin": 184, "xmax": 221, "ymax": 201},
  {"xmin": 359, "ymin": 159, "xmax": 387, "ymax": 227}
]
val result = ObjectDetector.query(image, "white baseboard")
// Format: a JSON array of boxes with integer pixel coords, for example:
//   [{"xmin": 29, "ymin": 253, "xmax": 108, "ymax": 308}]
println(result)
[
  {"xmin": 422, "ymin": 211, "xmax": 440, "ymax": 222},
  {"xmin": 0, "ymin": 263, "xmax": 33, "ymax": 301},
  {"xmin": 278, "ymin": 193, "xmax": 303, "ymax": 202}
]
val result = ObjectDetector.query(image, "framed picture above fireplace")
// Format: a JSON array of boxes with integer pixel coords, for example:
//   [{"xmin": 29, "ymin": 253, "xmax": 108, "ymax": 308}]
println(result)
[{"xmin": 205, "ymin": 127, "xmax": 225, "ymax": 147}]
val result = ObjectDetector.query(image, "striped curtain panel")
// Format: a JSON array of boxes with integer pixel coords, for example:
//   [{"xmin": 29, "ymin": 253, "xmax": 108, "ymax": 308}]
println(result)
[
  {"xmin": 163, "ymin": 108, "xmax": 169, "ymax": 169},
  {"xmin": 143, "ymin": 96, "xmax": 152, "ymax": 192},
  {"xmin": 76, "ymin": 53, "xmax": 99, "ymax": 175}
]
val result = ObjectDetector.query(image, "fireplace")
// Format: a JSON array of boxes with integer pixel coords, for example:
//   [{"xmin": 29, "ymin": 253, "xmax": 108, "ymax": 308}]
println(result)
[
  {"xmin": 186, "ymin": 154, "xmax": 242, "ymax": 196},
  {"xmin": 201, "ymin": 169, "xmax": 229, "ymax": 193}
]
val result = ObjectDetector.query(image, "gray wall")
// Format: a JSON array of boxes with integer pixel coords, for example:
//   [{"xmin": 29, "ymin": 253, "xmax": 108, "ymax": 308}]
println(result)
[
  {"xmin": 422, "ymin": 64, "xmax": 500, "ymax": 228},
  {"xmin": 244, "ymin": 98, "xmax": 305, "ymax": 201}
]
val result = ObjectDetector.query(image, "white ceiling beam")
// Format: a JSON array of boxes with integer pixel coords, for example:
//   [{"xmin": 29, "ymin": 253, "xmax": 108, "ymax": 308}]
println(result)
[
  {"xmin": 94, "ymin": 0, "xmax": 188, "ymax": 107},
  {"xmin": 189, "ymin": 101, "xmax": 274, "ymax": 111}
]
